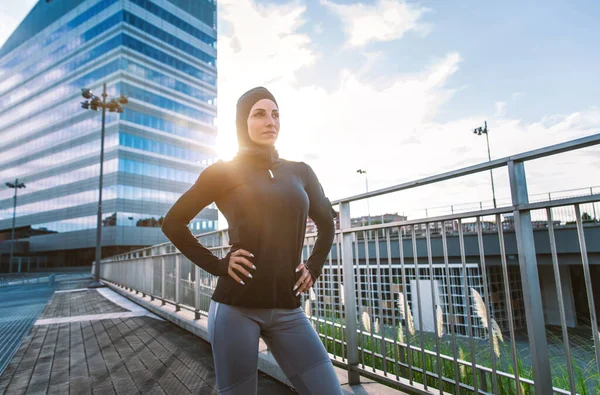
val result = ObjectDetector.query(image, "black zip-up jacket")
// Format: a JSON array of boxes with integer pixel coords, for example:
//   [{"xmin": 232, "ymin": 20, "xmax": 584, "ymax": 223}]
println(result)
[{"xmin": 161, "ymin": 148, "xmax": 337, "ymax": 308}]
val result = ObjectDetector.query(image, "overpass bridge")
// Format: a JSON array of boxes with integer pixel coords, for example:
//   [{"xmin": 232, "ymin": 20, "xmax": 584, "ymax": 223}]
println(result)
[{"xmin": 94, "ymin": 134, "xmax": 600, "ymax": 394}]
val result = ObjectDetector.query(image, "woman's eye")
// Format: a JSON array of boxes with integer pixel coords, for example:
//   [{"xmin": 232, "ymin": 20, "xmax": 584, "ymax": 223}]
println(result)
[{"xmin": 273, "ymin": 113, "xmax": 279, "ymax": 119}]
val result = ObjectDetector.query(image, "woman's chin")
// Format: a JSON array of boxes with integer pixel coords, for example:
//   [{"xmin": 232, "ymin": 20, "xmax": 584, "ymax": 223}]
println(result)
[{"xmin": 255, "ymin": 137, "xmax": 277, "ymax": 146}]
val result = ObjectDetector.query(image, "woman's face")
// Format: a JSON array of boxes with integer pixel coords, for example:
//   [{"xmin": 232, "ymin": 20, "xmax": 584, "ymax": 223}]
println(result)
[{"xmin": 246, "ymin": 99, "xmax": 280, "ymax": 146}]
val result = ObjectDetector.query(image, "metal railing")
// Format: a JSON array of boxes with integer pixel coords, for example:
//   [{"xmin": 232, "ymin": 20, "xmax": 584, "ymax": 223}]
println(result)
[{"xmin": 96, "ymin": 133, "xmax": 600, "ymax": 395}]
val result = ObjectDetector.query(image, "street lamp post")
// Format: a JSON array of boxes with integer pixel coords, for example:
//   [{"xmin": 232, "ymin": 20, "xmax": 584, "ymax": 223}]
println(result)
[
  {"xmin": 473, "ymin": 121, "xmax": 497, "ymax": 209},
  {"xmin": 356, "ymin": 169, "xmax": 370, "ymax": 226},
  {"xmin": 5, "ymin": 179, "xmax": 26, "ymax": 272},
  {"xmin": 81, "ymin": 83, "xmax": 128, "ymax": 287}
]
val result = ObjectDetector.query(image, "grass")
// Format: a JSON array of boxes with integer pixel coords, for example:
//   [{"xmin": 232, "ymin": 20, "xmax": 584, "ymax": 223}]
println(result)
[{"xmin": 307, "ymin": 306, "xmax": 600, "ymax": 394}]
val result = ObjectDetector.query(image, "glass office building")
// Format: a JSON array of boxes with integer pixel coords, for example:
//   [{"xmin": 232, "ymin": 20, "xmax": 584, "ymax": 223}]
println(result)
[{"xmin": 0, "ymin": 0, "xmax": 219, "ymax": 269}]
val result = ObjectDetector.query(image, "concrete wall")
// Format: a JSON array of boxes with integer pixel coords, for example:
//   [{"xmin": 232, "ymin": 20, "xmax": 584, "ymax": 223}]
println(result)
[{"xmin": 539, "ymin": 265, "xmax": 577, "ymax": 327}]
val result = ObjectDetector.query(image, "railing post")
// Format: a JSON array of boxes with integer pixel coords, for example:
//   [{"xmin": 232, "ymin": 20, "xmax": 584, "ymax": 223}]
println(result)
[
  {"xmin": 340, "ymin": 201, "xmax": 360, "ymax": 385},
  {"xmin": 175, "ymin": 254, "xmax": 181, "ymax": 312},
  {"xmin": 195, "ymin": 265, "xmax": 201, "ymax": 319},
  {"xmin": 161, "ymin": 257, "xmax": 166, "ymax": 306},
  {"xmin": 508, "ymin": 160, "xmax": 552, "ymax": 394},
  {"xmin": 135, "ymin": 260, "xmax": 139, "ymax": 294},
  {"xmin": 150, "ymin": 258, "xmax": 155, "ymax": 301},
  {"xmin": 141, "ymin": 259, "xmax": 147, "ymax": 297}
]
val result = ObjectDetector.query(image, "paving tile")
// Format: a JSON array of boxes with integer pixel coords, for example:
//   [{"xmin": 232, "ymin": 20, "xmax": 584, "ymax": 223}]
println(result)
[
  {"xmin": 130, "ymin": 369, "xmax": 159, "ymax": 390},
  {"xmin": 89, "ymin": 371, "xmax": 112, "ymax": 388},
  {"xmin": 69, "ymin": 376, "xmax": 91, "ymax": 395},
  {"xmin": 123, "ymin": 357, "xmax": 145, "ymax": 373},
  {"xmin": 69, "ymin": 363, "xmax": 89, "ymax": 379},
  {"xmin": 91, "ymin": 385, "xmax": 116, "ymax": 395},
  {"xmin": 112, "ymin": 376, "xmax": 137, "ymax": 394},
  {"xmin": 159, "ymin": 378, "xmax": 191, "ymax": 395},
  {"xmin": 50, "ymin": 369, "xmax": 69, "ymax": 385},
  {"xmin": 26, "ymin": 378, "xmax": 49, "ymax": 393},
  {"xmin": 144, "ymin": 386, "xmax": 166, "ymax": 395},
  {"xmin": 172, "ymin": 368, "xmax": 206, "ymax": 390},
  {"xmin": 190, "ymin": 385, "xmax": 218, "ymax": 395},
  {"xmin": 6, "ymin": 375, "xmax": 30, "ymax": 390}
]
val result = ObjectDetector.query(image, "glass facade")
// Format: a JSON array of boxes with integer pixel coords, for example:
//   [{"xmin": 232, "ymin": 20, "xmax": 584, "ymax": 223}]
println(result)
[{"xmin": 0, "ymin": 0, "xmax": 218, "ymax": 268}]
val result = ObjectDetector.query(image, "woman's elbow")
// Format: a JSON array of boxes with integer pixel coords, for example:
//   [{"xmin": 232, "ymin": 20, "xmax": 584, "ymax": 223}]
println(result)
[{"xmin": 161, "ymin": 215, "xmax": 178, "ymax": 237}]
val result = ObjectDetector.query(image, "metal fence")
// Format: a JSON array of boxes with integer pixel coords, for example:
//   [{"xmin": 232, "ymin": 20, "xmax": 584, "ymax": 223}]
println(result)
[
  {"xmin": 0, "ymin": 256, "xmax": 48, "ymax": 274},
  {"xmin": 96, "ymin": 133, "xmax": 600, "ymax": 395}
]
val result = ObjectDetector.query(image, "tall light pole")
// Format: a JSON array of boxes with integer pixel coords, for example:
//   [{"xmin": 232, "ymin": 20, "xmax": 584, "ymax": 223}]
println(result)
[
  {"xmin": 81, "ymin": 83, "xmax": 128, "ymax": 287},
  {"xmin": 5, "ymin": 179, "xmax": 26, "ymax": 272},
  {"xmin": 356, "ymin": 169, "xmax": 371, "ymax": 226},
  {"xmin": 473, "ymin": 121, "xmax": 497, "ymax": 209}
]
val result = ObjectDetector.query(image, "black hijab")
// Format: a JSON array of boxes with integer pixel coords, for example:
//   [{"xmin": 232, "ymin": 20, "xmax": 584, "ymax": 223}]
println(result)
[{"xmin": 234, "ymin": 87, "xmax": 280, "ymax": 168}]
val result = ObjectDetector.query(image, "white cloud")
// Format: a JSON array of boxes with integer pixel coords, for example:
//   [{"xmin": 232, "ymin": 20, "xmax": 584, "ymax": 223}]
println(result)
[
  {"xmin": 512, "ymin": 92, "xmax": 525, "ymax": 101},
  {"xmin": 217, "ymin": 0, "xmax": 600, "ymax": 224},
  {"xmin": 495, "ymin": 101, "xmax": 506, "ymax": 117},
  {"xmin": 216, "ymin": 0, "xmax": 316, "ymax": 159},
  {"xmin": 321, "ymin": 0, "xmax": 431, "ymax": 47}
]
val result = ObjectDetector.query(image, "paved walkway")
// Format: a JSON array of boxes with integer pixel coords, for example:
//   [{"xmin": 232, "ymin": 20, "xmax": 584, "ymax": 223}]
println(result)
[
  {"xmin": 0, "ymin": 287, "xmax": 293, "ymax": 395},
  {"xmin": 0, "ymin": 284, "xmax": 55, "ymax": 377}
]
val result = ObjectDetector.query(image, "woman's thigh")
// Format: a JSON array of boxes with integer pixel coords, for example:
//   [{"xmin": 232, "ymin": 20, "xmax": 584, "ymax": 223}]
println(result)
[
  {"xmin": 261, "ymin": 308, "xmax": 342, "ymax": 395},
  {"xmin": 208, "ymin": 300, "xmax": 261, "ymax": 394}
]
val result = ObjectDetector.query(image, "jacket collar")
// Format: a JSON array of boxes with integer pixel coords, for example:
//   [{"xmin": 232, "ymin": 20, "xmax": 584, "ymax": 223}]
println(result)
[{"xmin": 234, "ymin": 145, "xmax": 280, "ymax": 168}]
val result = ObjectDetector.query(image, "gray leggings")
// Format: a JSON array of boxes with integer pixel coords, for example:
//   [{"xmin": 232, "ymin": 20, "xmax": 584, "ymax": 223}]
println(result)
[{"xmin": 208, "ymin": 300, "xmax": 343, "ymax": 395}]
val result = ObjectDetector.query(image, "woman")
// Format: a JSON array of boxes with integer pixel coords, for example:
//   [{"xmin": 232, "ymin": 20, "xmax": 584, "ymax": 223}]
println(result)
[{"xmin": 161, "ymin": 87, "xmax": 342, "ymax": 394}]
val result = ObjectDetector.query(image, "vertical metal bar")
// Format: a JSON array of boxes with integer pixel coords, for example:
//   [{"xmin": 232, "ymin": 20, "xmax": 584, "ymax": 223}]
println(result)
[
  {"xmin": 412, "ymin": 226, "xmax": 427, "ymax": 389},
  {"xmin": 355, "ymin": 231, "xmax": 366, "ymax": 370},
  {"xmin": 458, "ymin": 219, "xmax": 478, "ymax": 394},
  {"xmin": 476, "ymin": 217, "xmax": 498, "ymax": 394},
  {"xmin": 496, "ymin": 213, "xmax": 522, "ymax": 394},
  {"xmin": 195, "ymin": 265, "xmax": 201, "ymax": 319},
  {"xmin": 327, "ymin": 239, "xmax": 338, "ymax": 360},
  {"xmin": 399, "ymin": 226, "xmax": 414, "ymax": 383},
  {"xmin": 441, "ymin": 221, "xmax": 460, "ymax": 394},
  {"xmin": 307, "ymin": 241, "xmax": 316, "ymax": 335},
  {"xmin": 374, "ymin": 231, "xmax": 388, "ymax": 375},
  {"xmin": 175, "ymin": 255, "xmax": 181, "ymax": 310},
  {"xmin": 386, "ymin": 229, "xmax": 400, "ymax": 381},
  {"xmin": 591, "ymin": 188, "xmax": 598, "ymax": 220},
  {"xmin": 336, "ymin": 236, "xmax": 346, "ymax": 361},
  {"xmin": 364, "ymin": 230, "xmax": 376, "ymax": 372},
  {"xmin": 161, "ymin": 256, "xmax": 166, "ymax": 306},
  {"xmin": 574, "ymin": 204, "xmax": 600, "ymax": 376},
  {"xmin": 546, "ymin": 208, "xmax": 576, "ymax": 394},
  {"xmin": 425, "ymin": 224, "xmax": 443, "ymax": 392},
  {"xmin": 508, "ymin": 160, "xmax": 552, "ymax": 395},
  {"xmin": 340, "ymin": 201, "xmax": 360, "ymax": 385},
  {"xmin": 150, "ymin": 258, "xmax": 155, "ymax": 301}
]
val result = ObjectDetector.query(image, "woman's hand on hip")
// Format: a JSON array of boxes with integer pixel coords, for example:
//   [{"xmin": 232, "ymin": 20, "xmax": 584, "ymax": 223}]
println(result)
[
  {"xmin": 294, "ymin": 263, "xmax": 314, "ymax": 296},
  {"xmin": 227, "ymin": 249, "xmax": 255, "ymax": 285}
]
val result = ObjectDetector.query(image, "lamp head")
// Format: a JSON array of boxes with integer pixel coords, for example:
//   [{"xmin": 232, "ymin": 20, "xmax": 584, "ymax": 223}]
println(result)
[{"xmin": 81, "ymin": 88, "xmax": 93, "ymax": 99}]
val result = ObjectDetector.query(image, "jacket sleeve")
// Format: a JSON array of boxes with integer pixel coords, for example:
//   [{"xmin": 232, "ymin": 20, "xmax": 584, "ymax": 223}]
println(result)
[
  {"xmin": 303, "ymin": 162, "xmax": 337, "ymax": 282},
  {"xmin": 161, "ymin": 162, "xmax": 230, "ymax": 276}
]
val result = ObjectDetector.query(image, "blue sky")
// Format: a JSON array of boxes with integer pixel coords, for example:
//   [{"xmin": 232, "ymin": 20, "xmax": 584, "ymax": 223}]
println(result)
[{"xmin": 2, "ymin": 0, "xmax": 599, "ymax": 220}]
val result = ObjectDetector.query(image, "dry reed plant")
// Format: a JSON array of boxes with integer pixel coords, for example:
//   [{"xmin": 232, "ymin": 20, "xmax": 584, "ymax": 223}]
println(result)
[{"xmin": 362, "ymin": 311, "xmax": 371, "ymax": 333}]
